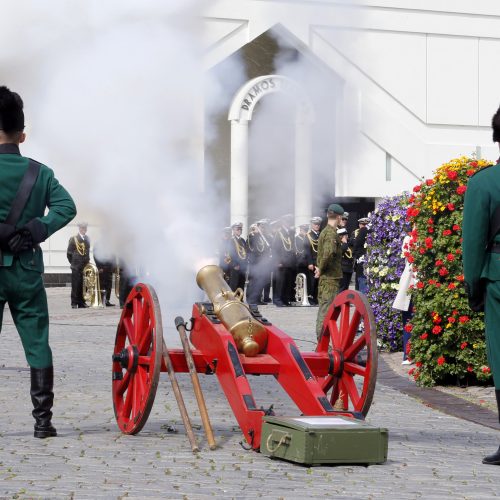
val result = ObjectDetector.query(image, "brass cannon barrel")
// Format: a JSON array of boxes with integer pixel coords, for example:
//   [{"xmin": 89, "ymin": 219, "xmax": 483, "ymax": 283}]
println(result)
[{"xmin": 196, "ymin": 265, "xmax": 268, "ymax": 357}]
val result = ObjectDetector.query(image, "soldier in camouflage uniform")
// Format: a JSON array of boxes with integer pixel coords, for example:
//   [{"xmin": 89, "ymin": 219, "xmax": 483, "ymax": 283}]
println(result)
[{"xmin": 315, "ymin": 204, "xmax": 344, "ymax": 338}]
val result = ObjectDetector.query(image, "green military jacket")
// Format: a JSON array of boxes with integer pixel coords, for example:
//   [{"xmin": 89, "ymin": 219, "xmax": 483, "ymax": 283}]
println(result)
[
  {"xmin": 317, "ymin": 223, "xmax": 342, "ymax": 279},
  {"xmin": 0, "ymin": 144, "xmax": 76, "ymax": 272},
  {"xmin": 462, "ymin": 162, "xmax": 500, "ymax": 296}
]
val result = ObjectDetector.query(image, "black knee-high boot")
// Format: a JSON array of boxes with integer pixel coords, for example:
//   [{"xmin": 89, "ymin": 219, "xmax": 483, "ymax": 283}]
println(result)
[
  {"xmin": 30, "ymin": 366, "xmax": 57, "ymax": 438},
  {"xmin": 482, "ymin": 389, "xmax": 500, "ymax": 465}
]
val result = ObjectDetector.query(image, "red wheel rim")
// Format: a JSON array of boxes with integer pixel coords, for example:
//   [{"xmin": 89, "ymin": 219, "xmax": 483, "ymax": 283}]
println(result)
[
  {"xmin": 112, "ymin": 283, "xmax": 162, "ymax": 434},
  {"xmin": 316, "ymin": 290, "xmax": 378, "ymax": 416}
]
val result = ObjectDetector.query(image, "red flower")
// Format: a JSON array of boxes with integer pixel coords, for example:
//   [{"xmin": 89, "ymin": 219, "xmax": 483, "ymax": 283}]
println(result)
[
  {"xmin": 432, "ymin": 325, "xmax": 442, "ymax": 335},
  {"xmin": 419, "ymin": 247, "xmax": 426, "ymax": 254},
  {"xmin": 448, "ymin": 283, "xmax": 456, "ymax": 290},
  {"xmin": 447, "ymin": 317, "xmax": 456, "ymax": 323},
  {"xmin": 459, "ymin": 315, "xmax": 470, "ymax": 323},
  {"xmin": 456, "ymin": 274, "xmax": 464, "ymax": 282},
  {"xmin": 428, "ymin": 227, "xmax": 434, "ymax": 233},
  {"xmin": 413, "ymin": 184, "xmax": 421, "ymax": 192},
  {"xmin": 467, "ymin": 365, "xmax": 474, "ymax": 372},
  {"xmin": 442, "ymin": 229, "xmax": 452, "ymax": 236},
  {"xmin": 416, "ymin": 361, "xmax": 422, "ymax": 367},
  {"xmin": 439, "ymin": 267, "xmax": 448, "ymax": 276},
  {"xmin": 420, "ymin": 333, "xmax": 428, "ymax": 340},
  {"xmin": 428, "ymin": 218, "xmax": 434, "ymax": 225},
  {"xmin": 426, "ymin": 179, "xmax": 434, "ymax": 186},
  {"xmin": 417, "ymin": 282, "xmax": 424, "ymax": 289},
  {"xmin": 433, "ymin": 315, "xmax": 442, "ymax": 324},
  {"xmin": 466, "ymin": 169, "xmax": 475, "ymax": 176},
  {"xmin": 404, "ymin": 323, "xmax": 413, "ymax": 333},
  {"xmin": 470, "ymin": 161, "xmax": 478, "ymax": 167},
  {"xmin": 408, "ymin": 194, "xmax": 416, "ymax": 203},
  {"xmin": 452, "ymin": 224, "xmax": 460, "ymax": 231},
  {"xmin": 408, "ymin": 368, "xmax": 415, "ymax": 376},
  {"xmin": 446, "ymin": 253, "xmax": 455, "ymax": 262},
  {"xmin": 437, "ymin": 356, "xmax": 446, "ymax": 365},
  {"xmin": 407, "ymin": 255, "xmax": 415, "ymax": 263},
  {"xmin": 425, "ymin": 237, "xmax": 433, "ymax": 249},
  {"xmin": 456, "ymin": 185, "xmax": 467, "ymax": 195},
  {"xmin": 435, "ymin": 259, "xmax": 443, "ymax": 267},
  {"xmin": 455, "ymin": 248, "xmax": 462, "ymax": 254},
  {"xmin": 481, "ymin": 366, "xmax": 491, "ymax": 374},
  {"xmin": 460, "ymin": 342, "xmax": 468, "ymax": 350},
  {"xmin": 447, "ymin": 170, "xmax": 458, "ymax": 181},
  {"xmin": 428, "ymin": 279, "xmax": 436, "ymax": 285},
  {"xmin": 447, "ymin": 203, "xmax": 455, "ymax": 211},
  {"xmin": 452, "ymin": 310, "xmax": 458, "ymax": 315}
]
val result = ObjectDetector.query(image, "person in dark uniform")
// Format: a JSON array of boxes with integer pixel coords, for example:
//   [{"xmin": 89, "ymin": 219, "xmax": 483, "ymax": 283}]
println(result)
[
  {"xmin": 351, "ymin": 217, "xmax": 370, "ymax": 294},
  {"xmin": 246, "ymin": 220, "xmax": 272, "ymax": 304},
  {"xmin": 0, "ymin": 86, "xmax": 76, "ymax": 438},
  {"xmin": 217, "ymin": 227, "xmax": 232, "ymax": 283},
  {"xmin": 295, "ymin": 223, "xmax": 310, "ymax": 301},
  {"xmin": 227, "ymin": 222, "xmax": 248, "ymax": 292},
  {"xmin": 67, "ymin": 222, "xmax": 90, "ymax": 308},
  {"xmin": 93, "ymin": 242, "xmax": 115, "ymax": 307},
  {"xmin": 272, "ymin": 214, "xmax": 296, "ymax": 306},
  {"xmin": 338, "ymin": 227, "xmax": 354, "ymax": 293},
  {"xmin": 305, "ymin": 216, "xmax": 321, "ymax": 305},
  {"xmin": 339, "ymin": 211, "xmax": 349, "ymax": 230},
  {"xmin": 462, "ymin": 105, "xmax": 500, "ymax": 466}
]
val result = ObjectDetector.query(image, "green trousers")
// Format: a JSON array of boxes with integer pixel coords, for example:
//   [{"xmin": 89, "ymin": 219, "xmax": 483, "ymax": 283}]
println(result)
[
  {"xmin": 485, "ymin": 281, "xmax": 500, "ymax": 390},
  {"xmin": 315, "ymin": 277, "xmax": 340, "ymax": 339},
  {"xmin": 0, "ymin": 258, "xmax": 52, "ymax": 368}
]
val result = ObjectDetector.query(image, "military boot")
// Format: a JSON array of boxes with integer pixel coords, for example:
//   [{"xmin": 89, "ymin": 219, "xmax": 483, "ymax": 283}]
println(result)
[
  {"xmin": 482, "ymin": 389, "xmax": 500, "ymax": 465},
  {"xmin": 30, "ymin": 366, "xmax": 57, "ymax": 438}
]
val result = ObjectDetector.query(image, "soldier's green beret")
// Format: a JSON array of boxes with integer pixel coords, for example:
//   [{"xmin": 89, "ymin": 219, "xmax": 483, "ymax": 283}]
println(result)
[{"xmin": 327, "ymin": 204, "xmax": 344, "ymax": 215}]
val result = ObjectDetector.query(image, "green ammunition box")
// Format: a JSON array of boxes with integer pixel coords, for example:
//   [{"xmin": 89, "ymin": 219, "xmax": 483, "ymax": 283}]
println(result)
[{"xmin": 260, "ymin": 416, "xmax": 388, "ymax": 465}]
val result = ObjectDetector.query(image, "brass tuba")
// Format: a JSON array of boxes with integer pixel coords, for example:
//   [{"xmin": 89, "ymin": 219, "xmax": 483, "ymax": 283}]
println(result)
[
  {"xmin": 82, "ymin": 263, "xmax": 103, "ymax": 308},
  {"xmin": 294, "ymin": 272, "xmax": 310, "ymax": 306}
]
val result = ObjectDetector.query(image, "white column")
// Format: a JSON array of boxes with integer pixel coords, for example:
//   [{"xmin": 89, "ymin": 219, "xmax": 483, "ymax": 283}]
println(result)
[
  {"xmin": 230, "ymin": 119, "xmax": 249, "ymax": 235},
  {"xmin": 294, "ymin": 118, "xmax": 312, "ymax": 227}
]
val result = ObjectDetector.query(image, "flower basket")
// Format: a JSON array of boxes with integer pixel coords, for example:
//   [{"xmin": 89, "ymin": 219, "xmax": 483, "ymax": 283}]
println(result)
[
  {"xmin": 405, "ymin": 156, "xmax": 493, "ymax": 386},
  {"xmin": 366, "ymin": 194, "xmax": 409, "ymax": 351}
]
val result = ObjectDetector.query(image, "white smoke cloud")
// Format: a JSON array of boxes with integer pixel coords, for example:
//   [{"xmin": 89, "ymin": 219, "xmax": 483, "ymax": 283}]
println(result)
[{"xmin": 1, "ymin": 0, "xmax": 228, "ymax": 331}]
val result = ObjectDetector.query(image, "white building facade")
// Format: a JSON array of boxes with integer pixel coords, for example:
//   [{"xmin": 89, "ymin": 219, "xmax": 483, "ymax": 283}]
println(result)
[{"xmin": 43, "ymin": 1, "xmax": 500, "ymax": 276}]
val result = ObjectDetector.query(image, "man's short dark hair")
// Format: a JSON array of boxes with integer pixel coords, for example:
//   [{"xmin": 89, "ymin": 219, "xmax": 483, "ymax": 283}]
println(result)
[
  {"xmin": 492, "ymin": 105, "xmax": 500, "ymax": 143},
  {"xmin": 0, "ymin": 86, "xmax": 24, "ymax": 134}
]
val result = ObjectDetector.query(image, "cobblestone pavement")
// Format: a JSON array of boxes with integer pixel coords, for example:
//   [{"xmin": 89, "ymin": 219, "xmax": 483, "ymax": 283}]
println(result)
[{"xmin": 0, "ymin": 288, "xmax": 499, "ymax": 499}]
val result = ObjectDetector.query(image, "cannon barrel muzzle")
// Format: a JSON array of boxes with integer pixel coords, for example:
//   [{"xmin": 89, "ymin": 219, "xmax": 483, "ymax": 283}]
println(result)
[{"xmin": 196, "ymin": 265, "xmax": 267, "ymax": 356}]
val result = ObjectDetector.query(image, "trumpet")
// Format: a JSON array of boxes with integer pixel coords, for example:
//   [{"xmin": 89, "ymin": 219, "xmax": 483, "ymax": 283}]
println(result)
[{"xmin": 82, "ymin": 263, "xmax": 103, "ymax": 308}]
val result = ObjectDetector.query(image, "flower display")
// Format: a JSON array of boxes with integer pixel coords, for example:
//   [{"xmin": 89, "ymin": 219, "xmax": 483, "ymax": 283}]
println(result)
[
  {"xmin": 405, "ymin": 156, "xmax": 493, "ymax": 386},
  {"xmin": 365, "ymin": 194, "xmax": 409, "ymax": 350}
]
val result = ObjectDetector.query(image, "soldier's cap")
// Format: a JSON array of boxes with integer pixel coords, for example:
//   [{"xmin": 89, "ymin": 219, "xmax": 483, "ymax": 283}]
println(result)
[
  {"xmin": 0, "ymin": 86, "xmax": 24, "ymax": 133},
  {"xmin": 337, "ymin": 228, "xmax": 348, "ymax": 235},
  {"xmin": 299, "ymin": 223, "xmax": 309, "ymax": 230},
  {"xmin": 342, "ymin": 211, "xmax": 350, "ymax": 220},
  {"xmin": 310, "ymin": 216, "xmax": 322, "ymax": 224},
  {"xmin": 327, "ymin": 203, "xmax": 345, "ymax": 215},
  {"xmin": 77, "ymin": 222, "xmax": 88, "ymax": 228},
  {"xmin": 358, "ymin": 217, "xmax": 370, "ymax": 224},
  {"xmin": 231, "ymin": 221, "xmax": 243, "ymax": 228}
]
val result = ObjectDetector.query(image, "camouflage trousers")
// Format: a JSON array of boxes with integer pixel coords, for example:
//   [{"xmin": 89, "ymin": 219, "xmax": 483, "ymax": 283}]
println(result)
[{"xmin": 315, "ymin": 276, "xmax": 340, "ymax": 339}]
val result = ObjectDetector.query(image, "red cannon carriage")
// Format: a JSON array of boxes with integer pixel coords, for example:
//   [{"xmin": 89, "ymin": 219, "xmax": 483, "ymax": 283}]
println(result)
[{"xmin": 111, "ymin": 265, "xmax": 378, "ymax": 451}]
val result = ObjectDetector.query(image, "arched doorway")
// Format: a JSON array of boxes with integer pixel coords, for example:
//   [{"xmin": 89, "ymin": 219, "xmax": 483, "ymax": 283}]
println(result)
[{"xmin": 228, "ymin": 74, "xmax": 313, "ymax": 233}]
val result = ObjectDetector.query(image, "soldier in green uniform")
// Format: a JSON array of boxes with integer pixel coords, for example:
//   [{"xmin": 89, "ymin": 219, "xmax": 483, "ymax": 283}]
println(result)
[
  {"xmin": 462, "ymin": 105, "xmax": 500, "ymax": 466},
  {"xmin": 0, "ymin": 86, "xmax": 76, "ymax": 438},
  {"xmin": 315, "ymin": 204, "xmax": 344, "ymax": 338}
]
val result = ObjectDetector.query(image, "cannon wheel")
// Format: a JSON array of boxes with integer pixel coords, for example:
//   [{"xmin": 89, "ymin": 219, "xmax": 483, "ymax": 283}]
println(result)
[
  {"xmin": 112, "ymin": 283, "xmax": 163, "ymax": 434},
  {"xmin": 316, "ymin": 290, "xmax": 378, "ymax": 417}
]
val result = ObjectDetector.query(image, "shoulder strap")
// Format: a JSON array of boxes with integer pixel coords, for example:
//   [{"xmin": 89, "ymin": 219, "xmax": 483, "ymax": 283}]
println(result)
[{"xmin": 5, "ymin": 159, "xmax": 40, "ymax": 226}]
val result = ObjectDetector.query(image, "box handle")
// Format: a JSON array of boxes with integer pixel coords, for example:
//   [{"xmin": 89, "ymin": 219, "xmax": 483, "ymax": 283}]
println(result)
[{"xmin": 265, "ymin": 431, "xmax": 291, "ymax": 453}]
